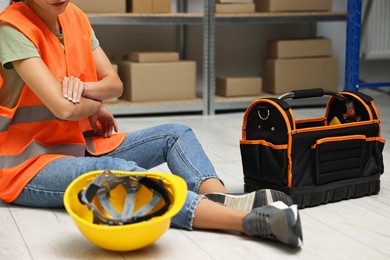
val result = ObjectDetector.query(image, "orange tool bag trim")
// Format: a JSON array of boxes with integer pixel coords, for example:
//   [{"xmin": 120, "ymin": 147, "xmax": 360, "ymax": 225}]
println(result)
[{"xmin": 240, "ymin": 88, "xmax": 385, "ymax": 208}]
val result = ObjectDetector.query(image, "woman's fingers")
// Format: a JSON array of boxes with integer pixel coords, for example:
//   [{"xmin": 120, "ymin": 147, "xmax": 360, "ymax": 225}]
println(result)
[{"xmin": 62, "ymin": 76, "xmax": 85, "ymax": 104}]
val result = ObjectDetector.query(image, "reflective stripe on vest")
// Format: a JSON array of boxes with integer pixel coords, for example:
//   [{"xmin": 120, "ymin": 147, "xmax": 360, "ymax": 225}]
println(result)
[
  {"xmin": 1, "ymin": 142, "xmax": 86, "ymax": 169},
  {"xmin": 0, "ymin": 106, "xmax": 58, "ymax": 132},
  {"xmin": 0, "ymin": 105, "xmax": 85, "ymax": 168}
]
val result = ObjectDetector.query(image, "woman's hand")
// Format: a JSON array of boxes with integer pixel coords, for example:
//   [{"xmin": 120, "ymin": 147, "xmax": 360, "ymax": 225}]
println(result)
[
  {"xmin": 88, "ymin": 105, "xmax": 118, "ymax": 138},
  {"xmin": 62, "ymin": 76, "xmax": 85, "ymax": 104}
]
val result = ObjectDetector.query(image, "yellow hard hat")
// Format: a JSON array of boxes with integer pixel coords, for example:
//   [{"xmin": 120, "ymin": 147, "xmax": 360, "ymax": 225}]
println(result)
[{"xmin": 64, "ymin": 170, "xmax": 187, "ymax": 251}]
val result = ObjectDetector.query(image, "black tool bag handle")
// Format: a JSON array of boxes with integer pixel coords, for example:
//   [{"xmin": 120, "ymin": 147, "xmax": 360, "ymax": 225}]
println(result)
[
  {"xmin": 279, "ymin": 88, "xmax": 344, "ymax": 101},
  {"xmin": 278, "ymin": 88, "xmax": 356, "ymax": 122}
]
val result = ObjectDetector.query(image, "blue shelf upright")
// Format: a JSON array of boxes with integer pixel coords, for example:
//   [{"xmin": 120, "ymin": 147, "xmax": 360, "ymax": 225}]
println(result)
[{"xmin": 344, "ymin": 0, "xmax": 390, "ymax": 91}]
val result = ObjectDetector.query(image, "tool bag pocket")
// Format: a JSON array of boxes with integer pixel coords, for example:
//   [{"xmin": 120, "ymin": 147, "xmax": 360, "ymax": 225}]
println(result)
[
  {"xmin": 240, "ymin": 140, "xmax": 288, "ymax": 187},
  {"xmin": 314, "ymin": 134, "xmax": 385, "ymax": 185},
  {"xmin": 313, "ymin": 135, "xmax": 366, "ymax": 185}
]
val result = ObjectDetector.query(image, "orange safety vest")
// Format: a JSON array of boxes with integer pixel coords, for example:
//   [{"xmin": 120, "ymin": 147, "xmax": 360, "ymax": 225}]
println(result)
[{"xmin": 0, "ymin": 3, "xmax": 125, "ymax": 203}]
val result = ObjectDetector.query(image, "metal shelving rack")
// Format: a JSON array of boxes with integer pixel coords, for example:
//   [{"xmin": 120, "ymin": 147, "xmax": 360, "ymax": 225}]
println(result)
[
  {"xmin": 344, "ymin": 0, "xmax": 390, "ymax": 91},
  {"xmin": 89, "ymin": 1, "xmax": 347, "ymax": 116},
  {"xmin": 206, "ymin": 0, "xmax": 347, "ymax": 114},
  {"xmin": 88, "ymin": 2, "xmax": 208, "ymax": 115}
]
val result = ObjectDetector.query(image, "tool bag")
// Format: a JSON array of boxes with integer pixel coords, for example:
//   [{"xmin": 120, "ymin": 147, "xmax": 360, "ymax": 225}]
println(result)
[{"xmin": 240, "ymin": 88, "xmax": 385, "ymax": 208}]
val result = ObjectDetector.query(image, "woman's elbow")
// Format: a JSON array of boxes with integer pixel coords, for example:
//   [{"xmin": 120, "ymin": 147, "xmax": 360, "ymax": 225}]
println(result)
[
  {"xmin": 52, "ymin": 100, "xmax": 97, "ymax": 121},
  {"xmin": 52, "ymin": 101, "xmax": 84, "ymax": 120},
  {"xmin": 53, "ymin": 107, "xmax": 75, "ymax": 121}
]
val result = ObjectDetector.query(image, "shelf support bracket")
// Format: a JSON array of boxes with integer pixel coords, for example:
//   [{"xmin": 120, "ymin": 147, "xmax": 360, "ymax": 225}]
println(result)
[{"xmin": 203, "ymin": 0, "xmax": 216, "ymax": 115}]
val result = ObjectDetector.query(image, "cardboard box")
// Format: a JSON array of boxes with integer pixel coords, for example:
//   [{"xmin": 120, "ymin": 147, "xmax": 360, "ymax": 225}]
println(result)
[
  {"xmin": 128, "ymin": 52, "xmax": 179, "ymax": 63},
  {"xmin": 216, "ymin": 3, "xmax": 256, "ymax": 13},
  {"xmin": 216, "ymin": 77, "xmax": 262, "ymax": 97},
  {"xmin": 71, "ymin": 0, "xmax": 126, "ymax": 13},
  {"xmin": 118, "ymin": 61, "xmax": 196, "ymax": 102},
  {"xmin": 127, "ymin": 0, "xmax": 171, "ymax": 13},
  {"xmin": 263, "ymin": 57, "xmax": 338, "ymax": 94},
  {"xmin": 153, "ymin": 0, "xmax": 171, "ymax": 13},
  {"xmin": 267, "ymin": 38, "xmax": 332, "ymax": 58},
  {"xmin": 255, "ymin": 0, "xmax": 332, "ymax": 12},
  {"xmin": 128, "ymin": 0, "xmax": 151, "ymax": 13}
]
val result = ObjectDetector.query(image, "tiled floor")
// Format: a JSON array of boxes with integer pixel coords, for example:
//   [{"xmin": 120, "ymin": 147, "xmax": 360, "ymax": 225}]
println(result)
[{"xmin": 1, "ymin": 88, "xmax": 389, "ymax": 259}]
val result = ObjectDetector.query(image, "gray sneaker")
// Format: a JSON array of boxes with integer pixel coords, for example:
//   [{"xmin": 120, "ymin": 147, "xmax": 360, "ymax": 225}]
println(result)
[
  {"xmin": 243, "ymin": 201, "xmax": 303, "ymax": 247},
  {"xmin": 205, "ymin": 189, "xmax": 294, "ymax": 212}
]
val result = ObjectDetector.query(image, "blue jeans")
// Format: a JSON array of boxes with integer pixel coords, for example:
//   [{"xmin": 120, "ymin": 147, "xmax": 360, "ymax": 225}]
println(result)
[{"xmin": 13, "ymin": 124, "xmax": 222, "ymax": 230}]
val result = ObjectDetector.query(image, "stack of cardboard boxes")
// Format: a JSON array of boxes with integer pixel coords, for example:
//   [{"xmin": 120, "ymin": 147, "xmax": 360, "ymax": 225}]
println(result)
[
  {"xmin": 216, "ymin": 0, "xmax": 256, "ymax": 13},
  {"xmin": 71, "ymin": 0, "xmax": 171, "ymax": 13},
  {"xmin": 118, "ymin": 52, "xmax": 196, "ymax": 102},
  {"xmin": 262, "ymin": 38, "xmax": 338, "ymax": 94}
]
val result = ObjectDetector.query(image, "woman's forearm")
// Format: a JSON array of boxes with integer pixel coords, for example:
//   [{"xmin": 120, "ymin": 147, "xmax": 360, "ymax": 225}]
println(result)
[
  {"xmin": 83, "ymin": 75, "xmax": 123, "ymax": 101},
  {"xmin": 83, "ymin": 46, "xmax": 123, "ymax": 101},
  {"xmin": 60, "ymin": 97, "xmax": 102, "ymax": 121}
]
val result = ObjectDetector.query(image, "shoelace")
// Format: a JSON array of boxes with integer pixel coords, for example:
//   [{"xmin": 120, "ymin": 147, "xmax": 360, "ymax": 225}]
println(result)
[
  {"xmin": 252, "ymin": 209, "xmax": 274, "ymax": 239},
  {"xmin": 243, "ymin": 206, "xmax": 277, "ymax": 239}
]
